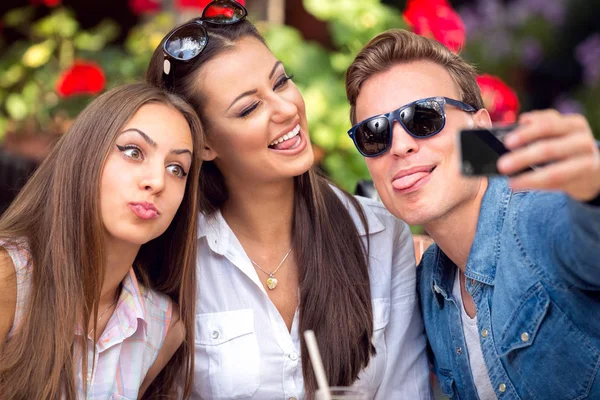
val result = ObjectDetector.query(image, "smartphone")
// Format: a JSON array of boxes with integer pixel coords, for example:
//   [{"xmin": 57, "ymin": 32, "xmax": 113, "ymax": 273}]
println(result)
[{"xmin": 459, "ymin": 125, "xmax": 521, "ymax": 176}]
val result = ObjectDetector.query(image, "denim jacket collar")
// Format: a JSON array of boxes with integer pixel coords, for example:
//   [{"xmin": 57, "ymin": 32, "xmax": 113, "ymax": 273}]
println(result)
[{"xmin": 431, "ymin": 177, "xmax": 513, "ymax": 307}]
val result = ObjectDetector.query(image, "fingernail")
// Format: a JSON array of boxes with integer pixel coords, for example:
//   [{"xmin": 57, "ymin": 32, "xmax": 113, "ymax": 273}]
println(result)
[
  {"xmin": 497, "ymin": 156, "xmax": 511, "ymax": 171},
  {"xmin": 504, "ymin": 134, "xmax": 519, "ymax": 148}
]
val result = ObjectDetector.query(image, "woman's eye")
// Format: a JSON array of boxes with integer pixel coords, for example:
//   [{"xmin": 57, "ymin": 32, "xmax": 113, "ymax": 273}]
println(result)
[
  {"xmin": 117, "ymin": 145, "xmax": 144, "ymax": 161},
  {"xmin": 239, "ymin": 102, "xmax": 259, "ymax": 118},
  {"xmin": 274, "ymin": 74, "xmax": 293, "ymax": 90},
  {"xmin": 167, "ymin": 164, "xmax": 188, "ymax": 178}
]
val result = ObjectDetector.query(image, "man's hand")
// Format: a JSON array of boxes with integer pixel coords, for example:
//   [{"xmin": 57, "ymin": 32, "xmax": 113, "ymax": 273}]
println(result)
[{"xmin": 497, "ymin": 110, "xmax": 600, "ymax": 202}]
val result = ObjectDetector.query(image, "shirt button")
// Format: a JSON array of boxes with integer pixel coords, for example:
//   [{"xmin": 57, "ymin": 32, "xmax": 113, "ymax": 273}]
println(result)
[
  {"xmin": 499, "ymin": 383, "xmax": 507, "ymax": 393},
  {"xmin": 456, "ymin": 346, "xmax": 463, "ymax": 355},
  {"xmin": 211, "ymin": 331, "xmax": 220, "ymax": 339},
  {"xmin": 521, "ymin": 332, "xmax": 530, "ymax": 342},
  {"xmin": 289, "ymin": 352, "xmax": 299, "ymax": 361},
  {"xmin": 481, "ymin": 329, "xmax": 488, "ymax": 338}
]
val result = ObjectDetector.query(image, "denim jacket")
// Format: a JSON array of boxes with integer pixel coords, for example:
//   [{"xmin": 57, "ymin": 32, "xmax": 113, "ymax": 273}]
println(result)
[{"xmin": 418, "ymin": 177, "xmax": 600, "ymax": 400}]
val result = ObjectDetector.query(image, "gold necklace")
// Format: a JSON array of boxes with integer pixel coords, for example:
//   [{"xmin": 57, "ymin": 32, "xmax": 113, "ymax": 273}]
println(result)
[
  {"xmin": 250, "ymin": 247, "xmax": 293, "ymax": 290},
  {"xmin": 88, "ymin": 299, "xmax": 119, "ymax": 337}
]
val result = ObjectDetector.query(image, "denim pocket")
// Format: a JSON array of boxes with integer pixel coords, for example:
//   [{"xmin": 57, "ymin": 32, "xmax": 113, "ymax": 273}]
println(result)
[{"xmin": 497, "ymin": 282, "xmax": 600, "ymax": 399}]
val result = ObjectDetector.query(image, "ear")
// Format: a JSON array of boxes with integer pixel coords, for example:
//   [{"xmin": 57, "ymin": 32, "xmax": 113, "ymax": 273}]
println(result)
[
  {"xmin": 202, "ymin": 141, "xmax": 218, "ymax": 162},
  {"xmin": 472, "ymin": 108, "xmax": 492, "ymax": 129}
]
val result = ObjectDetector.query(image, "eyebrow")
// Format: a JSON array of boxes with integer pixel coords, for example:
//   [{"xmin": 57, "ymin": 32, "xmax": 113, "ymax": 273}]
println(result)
[
  {"xmin": 269, "ymin": 61, "xmax": 283, "ymax": 79},
  {"xmin": 120, "ymin": 128, "xmax": 192, "ymax": 157},
  {"xmin": 121, "ymin": 128, "xmax": 157, "ymax": 148},
  {"xmin": 226, "ymin": 61, "xmax": 285, "ymax": 111}
]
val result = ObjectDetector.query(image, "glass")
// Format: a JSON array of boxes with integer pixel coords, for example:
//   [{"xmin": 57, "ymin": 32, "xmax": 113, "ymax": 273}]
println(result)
[
  {"xmin": 347, "ymin": 96, "xmax": 477, "ymax": 157},
  {"xmin": 315, "ymin": 387, "xmax": 368, "ymax": 400}
]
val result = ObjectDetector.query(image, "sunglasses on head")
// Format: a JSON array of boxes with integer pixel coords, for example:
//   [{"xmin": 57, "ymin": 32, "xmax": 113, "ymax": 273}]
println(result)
[
  {"xmin": 348, "ymin": 96, "xmax": 477, "ymax": 157},
  {"xmin": 161, "ymin": 0, "xmax": 247, "ymax": 88}
]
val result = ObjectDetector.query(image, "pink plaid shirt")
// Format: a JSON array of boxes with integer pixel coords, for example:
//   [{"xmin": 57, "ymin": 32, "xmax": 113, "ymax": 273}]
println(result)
[{"xmin": 4, "ymin": 242, "xmax": 173, "ymax": 399}]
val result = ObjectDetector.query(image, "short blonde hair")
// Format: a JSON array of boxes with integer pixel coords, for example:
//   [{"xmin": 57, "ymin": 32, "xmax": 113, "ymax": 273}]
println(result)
[{"xmin": 346, "ymin": 29, "xmax": 484, "ymax": 125}]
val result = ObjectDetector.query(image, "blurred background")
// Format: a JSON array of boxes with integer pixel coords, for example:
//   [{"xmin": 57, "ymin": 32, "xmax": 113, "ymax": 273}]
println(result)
[{"xmin": 1, "ymin": 0, "xmax": 599, "ymax": 222}]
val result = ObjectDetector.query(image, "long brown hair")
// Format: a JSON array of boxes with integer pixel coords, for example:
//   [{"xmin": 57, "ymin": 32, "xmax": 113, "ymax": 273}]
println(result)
[
  {"xmin": 147, "ymin": 20, "xmax": 375, "ymax": 397},
  {"xmin": 0, "ymin": 83, "xmax": 202, "ymax": 399},
  {"xmin": 346, "ymin": 28, "xmax": 484, "ymax": 125}
]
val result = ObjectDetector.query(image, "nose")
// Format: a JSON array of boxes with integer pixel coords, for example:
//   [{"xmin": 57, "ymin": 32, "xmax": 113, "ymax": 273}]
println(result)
[
  {"xmin": 139, "ymin": 162, "xmax": 165, "ymax": 194},
  {"xmin": 270, "ymin": 93, "xmax": 298, "ymax": 124},
  {"xmin": 389, "ymin": 121, "xmax": 420, "ymax": 157}
]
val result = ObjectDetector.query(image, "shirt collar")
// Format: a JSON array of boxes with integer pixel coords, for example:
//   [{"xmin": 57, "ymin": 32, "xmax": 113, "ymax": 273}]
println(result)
[
  {"xmin": 76, "ymin": 268, "xmax": 148, "ymax": 345},
  {"xmin": 196, "ymin": 192, "xmax": 386, "ymax": 254},
  {"xmin": 465, "ymin": 177, "xmax": 512, "ymax": 285},
  {"xmin": 430, "ymin": 177, "xmax": 512, "ymax": 303}
]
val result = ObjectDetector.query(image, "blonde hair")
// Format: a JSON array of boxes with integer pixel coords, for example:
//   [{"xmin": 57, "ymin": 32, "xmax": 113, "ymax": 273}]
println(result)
[{"xmin": 346, "ymin": 29, "xmax": 484, "ymax": 125}]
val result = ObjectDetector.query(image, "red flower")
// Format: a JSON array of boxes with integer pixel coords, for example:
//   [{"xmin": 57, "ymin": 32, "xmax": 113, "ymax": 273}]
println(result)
[
  {"xmin": 403, "ymin": 0, "xmax": 466, "ymax": 53},
  {"xmin": 56, "ymin": 61, "xmax": 106, "ymax": 98},
  {"xmin": 176, "ymin": 0, "xmax": 245, "ymax": 11},
  {"xmin": 477, "ymin": 74, "xmax": 520, "ymax": 123},
  {"xmin": 129, "ymin": 0, "xmax": 162, "ymax": 15},
  {"xmin": 30, "ymin": 0, "xmax": 62, "ymax": 6}
]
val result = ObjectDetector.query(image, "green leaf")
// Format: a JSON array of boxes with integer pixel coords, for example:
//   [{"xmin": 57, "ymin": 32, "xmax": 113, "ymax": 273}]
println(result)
[
  {"xmin": 74, "ymin": 20, "xmax": 120, "ymax": 51},
  {"xmin": 0, "ymin": 64, "xmax": 25, "ymax": 88},
  {"xmin": 0, "ymin": 116, "xmax": 7, "ymax": 142},
  {"xmin": 3, "ymin": 6, "xmax": 35, "ymax": 28},
  {"xmin": 22, "ymin": 39, "xmax": 56, "ymax": 68},
  {"xmin": 303, "ymin": 0, "xmax": 379, "ymax": 21},
  {"xmin": 5, "ymin": 94, "xmax": 29, "ymax": 121},
  {"xmin": 33, "ymin": 9, "xmax": 79, "ymax": 38}
]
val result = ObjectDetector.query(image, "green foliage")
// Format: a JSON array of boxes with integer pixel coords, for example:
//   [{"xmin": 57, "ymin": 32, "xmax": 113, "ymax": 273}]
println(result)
[
  {"xmin": 264, "ymin": 0, "xmax": 407, "ymax": 192},
  {"xmin": 0, "ymin": 5, "xmax": 174, "ymax": 137}
]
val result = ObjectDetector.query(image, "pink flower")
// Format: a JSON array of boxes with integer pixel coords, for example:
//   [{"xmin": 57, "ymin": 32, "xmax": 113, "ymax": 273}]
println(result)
[
  {"xmin": 129, "ymin": 0, "xmax": 162, "ymax": 15},
  {"xmin": 56, "ymin": 61, "xmax": 106, "ymax": 98},
  {"xmin": 477, "ymin": 74, "xmax": 520, "ymax": 123},
  {"xmin": 403, "ymin": 0, "xmax": 466, "ymax": 53},
  {"xmin": 30, "ymin": 0, "xmax": 62, "ymax": 7},
  {"xmin": 176, "ymin": 0, "xmax": 245, "ymax": 11}
]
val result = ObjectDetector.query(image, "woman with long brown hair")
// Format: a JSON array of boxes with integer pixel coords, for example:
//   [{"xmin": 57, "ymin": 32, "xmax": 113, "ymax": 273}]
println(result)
[
  {"xmin": 146, "ymin": 2, "xmax": 432, "ymax": 399},
  {"xmin": 0, "ymin": 83, "xmax": 202, "ymax": 399}
]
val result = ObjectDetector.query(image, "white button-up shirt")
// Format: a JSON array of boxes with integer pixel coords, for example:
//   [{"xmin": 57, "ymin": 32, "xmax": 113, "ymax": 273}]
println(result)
[{"xmin": 192, "ymin": 195, "xmax": 432, "ymax": 399}]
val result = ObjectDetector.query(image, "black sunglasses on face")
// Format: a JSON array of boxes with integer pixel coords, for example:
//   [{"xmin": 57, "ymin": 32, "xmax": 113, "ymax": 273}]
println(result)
[
  {"xmin": 348, "ymin": 96, "xmax": 477, "ymax": 157},
  {"xmin": 161, "ymin": 0, "xmax": 247, "ymax": 88}
]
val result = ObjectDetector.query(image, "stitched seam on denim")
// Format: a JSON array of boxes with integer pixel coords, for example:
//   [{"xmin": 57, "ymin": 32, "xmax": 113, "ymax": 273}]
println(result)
[
  {"xmin": 477, "ymin": 294, "xmax": 523, "ymax": 400},
  {"xmin": 494, "ymin": 187, "xmax": 512, "ymax": 269},
  {"xmin": 511, "ymin": 194, "xmax": 573, "ymax": 290},
  {"xmin": 576, "ymin": 355, "xmax": 600, "ymax": 400}
]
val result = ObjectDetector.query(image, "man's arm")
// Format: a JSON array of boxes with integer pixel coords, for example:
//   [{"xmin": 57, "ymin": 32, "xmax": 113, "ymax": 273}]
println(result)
[{"xmin": 498, "ymin": 110, "xmax": 600, "ymax": 288}]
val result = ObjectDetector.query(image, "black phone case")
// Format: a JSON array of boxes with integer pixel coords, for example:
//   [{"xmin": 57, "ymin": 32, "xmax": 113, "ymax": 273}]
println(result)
[{"xmin": 460, "ymin": 125, "xmax": 516, "ymax": 176}]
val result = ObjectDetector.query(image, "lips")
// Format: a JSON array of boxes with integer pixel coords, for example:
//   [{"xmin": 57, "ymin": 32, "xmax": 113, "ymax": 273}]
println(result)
[
  {"xmin": 129, "ymin": 202, "xmax": 160, "ymax": 220},
  {"xmin": 392, "ymin": 166, "xmax": 435, "ymax": 192}
]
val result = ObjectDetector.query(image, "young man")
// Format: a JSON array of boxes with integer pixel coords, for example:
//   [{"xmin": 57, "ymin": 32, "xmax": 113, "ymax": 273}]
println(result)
[{"xmin": 345, "ymin": 29, "xmax": 600, "ymax": 400}]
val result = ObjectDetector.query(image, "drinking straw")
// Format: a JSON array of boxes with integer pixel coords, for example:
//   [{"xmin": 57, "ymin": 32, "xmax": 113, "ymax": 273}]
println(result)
[{"xmin": 303, "ymin": 330, "xmax": 331, "ymax": 400}]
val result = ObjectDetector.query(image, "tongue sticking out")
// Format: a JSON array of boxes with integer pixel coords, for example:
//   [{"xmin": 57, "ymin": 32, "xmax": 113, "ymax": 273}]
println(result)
[{"xmin": 269, "ymin": 134, "xmax": 301, "ymax": 150}]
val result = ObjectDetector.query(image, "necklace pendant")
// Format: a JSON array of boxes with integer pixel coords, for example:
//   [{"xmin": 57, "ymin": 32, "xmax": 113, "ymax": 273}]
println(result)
[{"xmin": 266, "ymin": 274, "xmax": 278, "ymax": 290}]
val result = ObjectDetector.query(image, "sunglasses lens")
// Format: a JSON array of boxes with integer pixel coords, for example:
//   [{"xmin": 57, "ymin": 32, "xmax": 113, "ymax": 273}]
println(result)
[
  {"xmin": 165, "ymin": 24, "xmax": 208, "ymax": 61},
  {"xmin": 355, "ymin": 117, "xmax": 390, "ymax": 156},
  {"xmin": 402, "ymin": 100, "xmax": 444, "ymax": 137},
  {"xmin": 203, "ymin": 0, "xmax": 247, "ymax": 23}
]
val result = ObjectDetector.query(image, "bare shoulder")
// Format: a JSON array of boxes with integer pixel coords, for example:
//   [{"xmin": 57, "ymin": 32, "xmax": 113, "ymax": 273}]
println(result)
[{"xmin": 0, "ymin": 247, "xmax": 18, "ymax": 348}]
